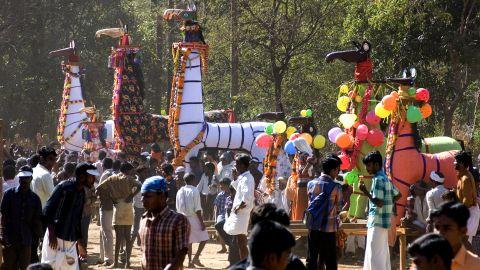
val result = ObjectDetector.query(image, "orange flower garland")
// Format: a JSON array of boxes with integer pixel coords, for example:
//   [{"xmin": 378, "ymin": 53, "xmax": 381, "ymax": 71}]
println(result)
[{"xmin": 263, "ymin": 134, "xmax": 285, "ymax": 195}]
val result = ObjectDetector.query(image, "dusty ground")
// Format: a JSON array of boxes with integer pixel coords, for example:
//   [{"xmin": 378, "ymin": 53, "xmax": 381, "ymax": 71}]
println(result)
[{"xmin": 83, "ymin": 223, "xmax": 373, "ymax": 270}]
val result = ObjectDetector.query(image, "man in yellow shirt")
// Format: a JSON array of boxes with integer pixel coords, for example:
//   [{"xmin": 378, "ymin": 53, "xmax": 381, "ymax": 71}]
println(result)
[
  {"xmin": 454, "ymin": 151, "xmax": 480, "ymax": 243},
  {"xmin": 432, "ymin": 201, "xmax": 480, "ymax": 270}
]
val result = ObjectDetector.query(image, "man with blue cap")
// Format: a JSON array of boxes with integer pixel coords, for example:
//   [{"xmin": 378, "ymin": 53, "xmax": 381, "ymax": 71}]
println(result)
[{"xmin": 139, "ymin": 176, "xmax": 190, "ymax": 270}]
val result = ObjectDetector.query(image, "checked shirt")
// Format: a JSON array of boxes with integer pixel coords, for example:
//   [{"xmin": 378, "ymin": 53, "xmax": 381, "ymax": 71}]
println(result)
[{"xmin": 367, "ymin": 170, "xmax": 399, "ymax": 229}]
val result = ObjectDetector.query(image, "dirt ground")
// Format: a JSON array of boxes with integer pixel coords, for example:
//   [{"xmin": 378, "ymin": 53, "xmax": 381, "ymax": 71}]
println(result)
[{"xmin": 83, "ymin": 223, "xmax": 370, "ymax": 270}]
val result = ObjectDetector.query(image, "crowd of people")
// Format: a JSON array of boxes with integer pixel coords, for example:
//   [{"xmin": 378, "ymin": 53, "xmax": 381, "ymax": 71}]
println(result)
[{"xmin": 0, "ymin": 139, "xmax": 480, "ymax": 270}]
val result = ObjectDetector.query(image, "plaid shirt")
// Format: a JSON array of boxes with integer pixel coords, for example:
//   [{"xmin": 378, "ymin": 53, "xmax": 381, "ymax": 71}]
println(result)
[
  {"xmin": 139, "ymin": 207, "xmax": 190, "ymax": 269},
  {"xmin": 307, "ymin": 174, "xmax": 343, "ymax": 232},
  {"xmin": 367, "ymin": 170, "xmax": 399, "ymax": 229},
  {"xmin": 214, "ymin": 191, "xmax": 228, "ymax": 217}
]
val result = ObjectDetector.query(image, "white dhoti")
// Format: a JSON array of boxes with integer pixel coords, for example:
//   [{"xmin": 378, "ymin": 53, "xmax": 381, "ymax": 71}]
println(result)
[
  {"xmin": 41, "ymin": 230, "xmax": 79, "ymax": 270},
  {"xmin": 224, "ymin": 210, "xmax": 250, "ymax": 236},
  {"xmin": 186, "ymin": 216, "xmax": 209, "ymax": 244},
  {"xmin": 467, "ymin": 204, "xmax": 480, "ymax": 242},
  {"xmin": 364, "ymin": 226, "xmax": 391, "ymax": 270}
]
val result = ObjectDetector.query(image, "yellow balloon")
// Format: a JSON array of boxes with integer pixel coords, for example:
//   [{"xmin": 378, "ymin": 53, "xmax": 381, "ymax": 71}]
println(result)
[
  {"xmin": 375, "ymin": 103, "xmax": 391, "ymax": 118},
  {"xmin": 273, "ymin": 121, "xmax": 287, "ymax": 134},
  {"xmin": 313, "ymin": 135, "xmax": 326, "ymax": 149},
  {"xmin": 286, "ymin": 126, "xmax": 297, "ymax": 138},
  {"xmin": 340, "ymin": 84, "xmax": 349, "ymax": 94},
  {"xmin": 300, "ymin": 110, "xmax": 307, "ymax": 117},
  {"xmin": 300, "ymin": 133, "xmax": 313, "ymax": 145},
  {"xmin": 339, "ymin": 113, "xmax": 357, "ymax": 129},
  {"xmin": 337, "ymin": 96, "xmax": 350, "ymax": 112}
]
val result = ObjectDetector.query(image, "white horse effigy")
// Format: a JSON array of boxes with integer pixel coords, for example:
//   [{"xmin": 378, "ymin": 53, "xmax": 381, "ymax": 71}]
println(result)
[
  {"xmin": 164, "ymin": 8, "xmax": 269, "ymax": 168},
  {"xmin": 50, "ymin": 41, "xmax": 114, "ymax": 152}
]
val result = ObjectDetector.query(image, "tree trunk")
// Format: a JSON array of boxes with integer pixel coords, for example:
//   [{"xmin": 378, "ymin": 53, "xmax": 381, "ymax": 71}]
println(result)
[
  {"xmin": 443, "ymin": 108, "xmax": 454, "ymax": 137},
  {"xmin": 230, "ymin": 0, "xmax": 240, "ymax": 112},
  {"xmin": 156, "ymin": 12, "xmax": 164, "ymax": 112},
  {"xmin": 165, "ymin": 0, "xmax": 175, "ymax": 114},
  {"xmin": 273, "ymin": 68, "xmax": 284, "ymax": 113}
]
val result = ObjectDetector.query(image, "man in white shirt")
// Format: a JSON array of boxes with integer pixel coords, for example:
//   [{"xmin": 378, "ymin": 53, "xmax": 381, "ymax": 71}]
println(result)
[
  {"xmin": 426, "ymin": 171, "xmax": 448, "ymax": 223},
  {"xmin": 217, "ymin": 152, "xmax": 235, "ymax": 180},
  {"xmin": 176, "ymin": 173, "xmax": 208, "ymax": 268},
  {"xmin": 224, "ymin": 154, "xmax": 255, "ymax": 261},
  {"xmin": 197, "ymin": 162, "xmax": 218, "ymax": 220},
  {"xmin": 30, "ymin": 146, "xmax": 57, "ymax": 263}
]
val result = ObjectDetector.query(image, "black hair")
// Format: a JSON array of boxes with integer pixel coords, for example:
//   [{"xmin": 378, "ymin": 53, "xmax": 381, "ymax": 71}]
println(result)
[
  {"xmin": 184, "ymin": 173, "xmax": 196, "ymax": 184},
  {"xmin": 204, "ymin": 162, "xmax": 215, "ymax": 172},
  {"xmin": 3, "ymin": 159, "xmax": 15, "ymax": 169},
  {"xmin": 112, "ymin": 160, "xmax": 122, "ymax": 171},
  {"xmin": 248, "ymin": 221, "xmax": 296, "ymax": 266},
  {"xmin": 161, "ymin": 163, "xmax": 174, "ymax": 175},
  {"xmin": 151, "ymin": 142, "xmax": 161, "ymax": 152},
  {"xmin": 322, "ymin": 154, "xmax": 341, "ymax": 174},
  {"xmin": 19, "ymin": 165, "xmax": 33, "ymax": 174},
  {"xmin": 407, "ymin": 233, "xmax": 453, "ymax": 269},
  {"xmin": 454, "ymin": 151, "xmax": 473, "ymax": 169},
  {"xmin": 189, "ymin": 156, "xmax": 200, "ymax": 163},
  {"xmin": 149, "ymin": 157, "xmax": 158, "ymax": 165},
  {"xmin": 219, "ymin": 177, "xmax": 232, "ymax": 186},
  {"xmin": 98, "ymin": 150, "xmax": 107, "ymax": 160},
  {"xmin": 27, "ymin": 263, "xmax": 53, "ymax": 270},
  {"xmin": 431, "ymin": 201, "xmax": 470, "ymax": 228},
  {"xmin": 38, "ymin": 146, "xmax": 57, "ymax": 158},
  {"xmin": 75, "ymin": 162, "xmax": 97, "ymax": 177},
  {"xmin": 235, "ymin": 154, "xmax": 251, "ymax": 168},
  {"xmin": 363, "ymin": 151, "xmax": 383, "ymax": 166},
  {"xmin": 120, "ymin": 162, "xmax": 134, "ymax": 174},
  {"xmin": 102, "ymin": 158, "xmax": 113, "ymax": 170},
  {"xmin": 28, "ymin": 154, "xmax": 40, "ymax": 168},
  {"xmin": 64, "ymin": 162, "xmax": 77, "ymax": 175},
  {"xmin": 250, "ymin": 203, "xmax": 290, "ymax": 227},
  {"xmin": 3, "ymin": 165, "xmax": 15, "ymax": 179}
]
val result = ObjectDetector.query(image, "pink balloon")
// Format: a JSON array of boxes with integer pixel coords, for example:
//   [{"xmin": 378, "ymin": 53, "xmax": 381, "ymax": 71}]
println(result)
[
  {"xmin": 255, "ymin": 133, "xmax": 273, "ymax": 148},
  {"xmin": 339, "ymin": 154, "xmax": 350, "ymax": 170},
  {"xmin": 328, "ymin": 127, "xmax": 343, "ymax": 143},
  {"xmin": 366, "ymin": 110, "xmax": 380, "ymax": 126},
  {"xmin": 289, "ymin": 133, "xmax": 301, "ymax": 141},
  {"xmin": 366, "ymin": 128, "xmax": 384, "ymax": 147},
  {"xmin": 415, "ymin": 88, "xmax": 430, "ymax": 102},
  {"xmin": 357, "ymin": 124, "xmax": 369, "ymax": 140}
]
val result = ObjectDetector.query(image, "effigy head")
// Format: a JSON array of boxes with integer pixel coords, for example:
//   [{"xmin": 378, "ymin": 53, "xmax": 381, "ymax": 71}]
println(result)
[
  {"xmin": 163, "ymin": 2, "xmax": 205, "ymax": 44},
  {"xmin": 256, "ymin": 112, "xmax": 285, "ymax": 122},
  {"xmin": 325, "ymin": 41, "xmax": 371, "ymax": 64},
  {"xmin": 49, "ymin": 40, "xmax": 80, "ymax": 63}
]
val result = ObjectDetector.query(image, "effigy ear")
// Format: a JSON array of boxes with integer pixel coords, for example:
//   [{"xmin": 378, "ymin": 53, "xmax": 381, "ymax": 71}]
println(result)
[
  {"xmin": 163, "ymin": 9, "xmax": 196, "ymax": 21},
  {"xmin": 95, "ymin": 28, "xmax": 125, "ymax": 39},
  {"xmin": 49, "ymin": 41, "xmax": 76, "ymax": 57}
]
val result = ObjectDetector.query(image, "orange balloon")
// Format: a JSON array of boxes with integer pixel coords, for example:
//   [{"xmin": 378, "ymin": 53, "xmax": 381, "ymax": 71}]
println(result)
[
  {"xmin": 420, "ymin": 104, "xmax": 432, "ymax": 118},
  {"xmin": 300, "ymin": 133, "xmax": 313, "ymax": 145},
  {"xmin": 335, "ymin": 132, "xmax": 353, "ymax": 149},
  {"xmin": 382, "ymin": 94, "xmax": 397, "ymax": 111},
  {"xmin": 391, "ymin": 91, "xmax": 399, "ymax": 98}
]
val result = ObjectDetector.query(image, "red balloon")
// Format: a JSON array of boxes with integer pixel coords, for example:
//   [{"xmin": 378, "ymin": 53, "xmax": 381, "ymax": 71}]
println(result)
[
  {"xmin": 357, "ymin": 124, "xmax": 369, "ymax": 140},
  {"xmin": 416, "ymin": 88, "xmax": 430, "ymax": 102},
  {"xmin": 367, "ymin": 129, "xmax": 384, "ymax": 147},
  {"xmin": 289, "ymin": 133, "xmax": 301, "ymax": 141},
  {"xmin": 255, "ymin": 133, "xmax": 273, "ymax": 148},
  {"xmin": 339, "ymin": 154, "xmax": 350, "ymax": 170},
  {"xmin": 366, "ymin": 111, "xmax": 381, "ymax": 126}
]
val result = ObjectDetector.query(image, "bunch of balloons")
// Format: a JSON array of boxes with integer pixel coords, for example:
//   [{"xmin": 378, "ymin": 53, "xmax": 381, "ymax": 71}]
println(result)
[
  {"xmin": 374, "ymin": 91, "xmax": 399, "ymax": 119},
  {"xmin": 406, "ymin": 87, "xmax": 432, "ymax": 123}
]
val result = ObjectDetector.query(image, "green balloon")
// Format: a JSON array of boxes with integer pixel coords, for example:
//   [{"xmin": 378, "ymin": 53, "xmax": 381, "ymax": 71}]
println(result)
[
  {"xmin": 265, "ymin": 124, "xmax": 274, "ymax": 135},
  {"xmin": 408, "ymin": 87, "xmax": 416, "ymax": 96},
  {"xmin": 306, "ymin": 109, "xmax": 313, "ymax": 117},
  {"xmin": 345, "ymin": 171, "xmax": 359, "ymax": 185},
  {"xmin": 356, "ymin": 84, "xmax": 366, "ymax": 96},
  {"xmin": 407, "ymin": 106, "xmax": 422, "ymax": 123}
]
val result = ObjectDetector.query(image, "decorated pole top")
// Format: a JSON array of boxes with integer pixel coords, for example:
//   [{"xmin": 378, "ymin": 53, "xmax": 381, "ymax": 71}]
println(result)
[
  {"xmin": 325, "ymin": 41, "xmax": 372, "ymax": 82},
  {"xmin": 163, "ymin": 3, "xmax": 206, "ymax": 44},
  {"xmin": 49, "ymin": 40, "xmax": 80, "ymax": 63}
]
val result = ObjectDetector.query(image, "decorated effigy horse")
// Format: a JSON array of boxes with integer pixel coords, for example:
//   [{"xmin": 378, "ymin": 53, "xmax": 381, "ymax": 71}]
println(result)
[
  {"xmin": 163, "ymin": 7, "xmax": 270, "ymax": 168},
  {"xmin": 326, "ymin": 41, "xmax": 461, "ymax": 221},
  {"xmin": 50, "ymin": 41, "xmax": 116, "ymax": 153}
]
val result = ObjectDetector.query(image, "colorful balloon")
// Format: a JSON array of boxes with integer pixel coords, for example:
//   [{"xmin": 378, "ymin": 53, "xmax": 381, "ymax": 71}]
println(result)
[
  {"xmin": 356, "ymin": 124, "xmax": 369, "ymax": 140},
  {"xmin": 339, "ymin": 154, "xmax": 350, "ymax": 170},
  {"xmin": 345, "ymin": 170, "xmax": 359, "ymax": 185},
  {"xmin": 300, "ymin": 110, "xmax": 308, "ymax": 117},
  {"xmin": 366, "ymin": 111, "xmax": 381, "ymax": 126},
  {"xmin": 305, "ymin": 109, "xmax": 313, "ymax": 117},
  {"xmin": 286, "ymin": 126, "xmax": 297, "ymax": 138},
  {"xmin": 313, "ymin": 135, "xmax": 326, "ymax": 149},
  {"xmin": 355, "ymin": 95, "xmax": 363, "ymax": 103},
  {"xmin": 255, "ymin": 133, "xmax": 273, "ymax": 148},
  {"xmin": 391, "ymin": 91, "xmax": 399, "ymax": 99},
  {"xmin": 300, "ymin": 133, "xmax": 313, "ymax": 145},
  {"xmin": 375, "ymin": 103, "xmax": 391, "ymax": 118},
  {"xmin": 336, "ymin": 133, "xmax": 354, "ymax": 149},
  {"xmin": 366, "ymin": 128, "xmax": 384, "ymax": 147},
  {"xmin": 328, "ymin": 127, "xmax": 343, "ymax": 143},
  {"xmin": 339, "ymin": 113, "xmax": 358, "ymax": 129},
  {"xmin": 289, "ymin": 133, "xmax": 301, "ymax": 141},
  {"xmin": 420, "ymin": 104, "xmax": 432, "ymax": 118},
  {"xmin": 340, "ymin": 84, "xmax": 349, "ymax": 94},
  {"xmin": 284, "ymin": 140, "xmax": 296, "ymax": 155},
  {"xmin": 407, "ymin": 106, "xmax": 423, "ymax": 123},
  {"xmin": 416, "ymin": 88, "xmax": 430, "ymax": 102},
  {"xmin": 381, "ymin": 94, "xmax": 397, "ymax": 111},
  {"xmin": 408, "ymin": 87, "xmax": 416, "ymax": 96},
  {"xmin": 273, "ymin": 121, "xmax": 287, "ymax": 134},
  {"xmin": 265, "ymin": 124, "xmax": 274, "ymax": 135},
  {"xmin": 337, "ymin": 96, "xmax": 350, "ymax": 112}
]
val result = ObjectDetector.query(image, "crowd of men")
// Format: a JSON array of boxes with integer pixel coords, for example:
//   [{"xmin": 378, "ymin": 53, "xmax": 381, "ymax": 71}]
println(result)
[{"xmin": 1, "ymin": 140, "xmax": 480, "ymax": 270}]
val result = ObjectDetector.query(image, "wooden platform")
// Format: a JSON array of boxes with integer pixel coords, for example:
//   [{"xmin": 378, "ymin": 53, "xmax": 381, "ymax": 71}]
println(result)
[{"xmin": 205, "ymin": 219, "xmax": 420, "ymax": 270}]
